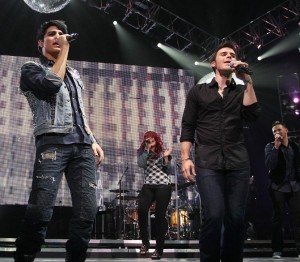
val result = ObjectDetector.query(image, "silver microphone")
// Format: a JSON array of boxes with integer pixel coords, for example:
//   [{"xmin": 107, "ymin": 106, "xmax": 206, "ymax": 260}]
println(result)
[{"xmin": 66, "ymin": 33, "xmax": 79, "ymax": 43}]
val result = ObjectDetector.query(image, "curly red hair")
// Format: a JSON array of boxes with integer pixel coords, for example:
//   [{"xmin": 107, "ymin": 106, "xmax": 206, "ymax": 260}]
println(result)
[{"xmin": 137, "ymin": 131, "xmax": 164, "ymax": 156}]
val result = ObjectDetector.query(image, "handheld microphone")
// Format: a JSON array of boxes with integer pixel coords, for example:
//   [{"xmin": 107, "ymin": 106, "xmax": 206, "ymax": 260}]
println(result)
[
  {"xmin": 229, "ymin": 61, "xmax": 253, "ymax": 75},
  {"xmin": 66, "ymin": 33, "xmax": 79, "ymax": 43},
  {"xmin": 145, "ymin": 138, "xmax": 150, "ymax": 143}
]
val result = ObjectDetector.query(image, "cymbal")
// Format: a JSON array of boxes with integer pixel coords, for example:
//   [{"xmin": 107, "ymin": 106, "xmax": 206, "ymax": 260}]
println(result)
[
  {"xmin": 178, "ymin": 181, "xmax": 195, "ymax": 190},
  {"xmin": 171, "ymin": 182, "xmax": 195, "ymax": 190},
  {"xmin": 109, "ymin": 189, "xmax": 129, "ymax": 193},
  {"xmin": 115, "ymin": 195, "xmax": 138, "ymax": 200}
]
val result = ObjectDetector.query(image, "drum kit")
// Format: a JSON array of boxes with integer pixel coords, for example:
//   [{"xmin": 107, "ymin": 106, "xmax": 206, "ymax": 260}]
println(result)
[
  {"xmin": 166, "ymin": 181, "xmax": 200, "ymax": 240},
  {"xmin": 96, "ymin": 181, "xmax": 200, "ymax": 240},
  {"xmin": 100, "ymin": 188, "xmax": 140, "ymax": 239}
]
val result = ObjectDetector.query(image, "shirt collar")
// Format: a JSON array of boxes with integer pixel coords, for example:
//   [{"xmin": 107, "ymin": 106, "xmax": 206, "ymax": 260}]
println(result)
[
  {"xmin": 39, "ymin": 55, "xmax": 55, "ymax": 67},
  {"xmin": 208, "ymin": 77, "xmax": 237, "ymax": 89},
  {"xmin": 39, "ymin": 55, "xmax": 71, "ymax": 73}
]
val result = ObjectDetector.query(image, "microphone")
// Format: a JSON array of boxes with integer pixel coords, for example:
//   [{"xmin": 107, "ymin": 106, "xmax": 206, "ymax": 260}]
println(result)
[
  {"xmin": 229, "ymin": 61, "xmax": 253, "ymax": 75},
  {"xmin": 66, "ymin": 33, "xmax": 79, "ymax": 43},
  {"xmin": 145, "ymin": 138, "xmax": 150, "ymax": 143}
]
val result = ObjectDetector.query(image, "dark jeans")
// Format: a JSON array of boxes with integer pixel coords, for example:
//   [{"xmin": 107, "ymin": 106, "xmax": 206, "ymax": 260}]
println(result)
[
  {"xmin": 138, "ymin": 184, "xmax": 171, "ymax": 253},
  {"xmin": 269, "ymin": 189, "xmax": 300, "ymax": 254},
  {"xmin": 16, "ymin": 144, "xmax": 98, "ymax": 255},
  {"xmin": 195, "ymin": 167, "xmax": 250, "ymax": 262}
]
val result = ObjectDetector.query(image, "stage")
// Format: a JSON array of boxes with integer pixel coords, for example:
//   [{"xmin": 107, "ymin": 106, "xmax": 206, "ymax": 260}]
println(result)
[
  {"xmin": 1, "ymin": 259, "xmax": 300, "ymax": 262},
  {"xmin": 0, "ymin": 238, "xmax": 299, "ymax": 261}
]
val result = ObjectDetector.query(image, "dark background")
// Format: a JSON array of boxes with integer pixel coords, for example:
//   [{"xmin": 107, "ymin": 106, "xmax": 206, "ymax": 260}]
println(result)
[{"xmin": 0, "ymin": 0, "xmax": 299, "ymax": 239}]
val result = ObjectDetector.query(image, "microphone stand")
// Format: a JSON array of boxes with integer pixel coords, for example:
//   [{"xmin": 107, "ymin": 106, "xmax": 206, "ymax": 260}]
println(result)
[
  {"xmin": 174, "ymin": 159, "xmax": 180, "ymax": 240},
  {"xmin": 117, "ymin": 164, "xmax": 128, "ymax": 239}
]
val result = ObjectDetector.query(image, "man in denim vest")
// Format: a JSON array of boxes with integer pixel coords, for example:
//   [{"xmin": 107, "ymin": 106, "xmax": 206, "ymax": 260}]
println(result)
[{"xmin": 14, "ymin": 20, "xmax": 104, "ymax": 262}]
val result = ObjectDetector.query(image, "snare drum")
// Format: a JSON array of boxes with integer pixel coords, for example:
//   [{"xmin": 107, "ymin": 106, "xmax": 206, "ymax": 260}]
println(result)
[{"xmin": 126, "ymin": 208, "xmax": 139, "ymax": 224}]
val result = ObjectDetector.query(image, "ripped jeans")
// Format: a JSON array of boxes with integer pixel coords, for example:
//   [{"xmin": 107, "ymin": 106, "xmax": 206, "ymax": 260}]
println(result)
[{"xmin": 16, "ymin": 144, "xmax": 98, "ymax": 255}]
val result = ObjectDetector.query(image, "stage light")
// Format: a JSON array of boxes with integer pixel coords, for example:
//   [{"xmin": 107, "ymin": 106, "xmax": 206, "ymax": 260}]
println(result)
[
  {"xmin": 295, "ymin": 110, "xmax": 300, "ymax": 115},
  {"xmin": 23, "ymin": 0, "xmax": 71, "ymax": 13},
  {"xmin": 293, "ymin": 97, "xmax": 299, "ymax": 103},
  {"xmin": 113, "ymin": 21, "xmax": 118, "ymax": 25},
  {"xmin": 195, "ymin": 61, "xmax": 199, "ymax": 65},
  {"xmin": 257, "ymin": 56, "xmax": 262, "ymax": 61},
  {"xmin": 157, "ymin": 43, "xmax": 162, "ymax": 48}
]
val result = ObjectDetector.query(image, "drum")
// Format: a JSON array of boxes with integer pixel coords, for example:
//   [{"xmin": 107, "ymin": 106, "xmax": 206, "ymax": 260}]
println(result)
[
  {"xmin": 170, "ymin": 209, "xmax": 189, "ymax": 227},
  {"xmin": 126, "ymin": 208, "xmax": 138, "ymax": 224}
]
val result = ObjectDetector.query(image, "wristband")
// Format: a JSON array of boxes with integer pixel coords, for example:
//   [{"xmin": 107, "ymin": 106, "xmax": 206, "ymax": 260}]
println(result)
[{"xmin": 181, "ymin": 158, "xmax": 191, "ymax": 163}]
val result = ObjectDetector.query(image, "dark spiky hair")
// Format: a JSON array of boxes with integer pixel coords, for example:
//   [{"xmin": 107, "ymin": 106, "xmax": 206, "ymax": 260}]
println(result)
[{"xmin": 36, "ymin": 20, "xmax": 68, "ymax": 54}]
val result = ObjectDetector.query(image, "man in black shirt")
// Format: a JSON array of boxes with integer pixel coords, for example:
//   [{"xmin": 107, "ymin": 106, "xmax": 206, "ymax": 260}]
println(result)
[
  {"xmin": 265, "ymin": 121, "xmax": 300, "ymax": 259},
  {"xmin": 180, "ymin": 41, "xmax": 260, "ymax": 262}
]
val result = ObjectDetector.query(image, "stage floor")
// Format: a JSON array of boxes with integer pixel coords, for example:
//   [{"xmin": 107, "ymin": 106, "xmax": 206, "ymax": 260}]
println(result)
[
  {"xmin": 0, "ymin": 258, "xmax": 300, "ymax": 262},
  {"xmin": 1, "ymin": 238, "xmax": 298, "ymax": 261}
]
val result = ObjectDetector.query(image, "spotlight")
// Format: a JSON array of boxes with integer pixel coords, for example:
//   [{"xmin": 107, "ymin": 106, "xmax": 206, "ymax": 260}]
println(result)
[
  {"xmin": 113, "ymin": 21, "xmax": 117, "ymax": 25},
  {"xmin": 157, "ymin": 43, "xmax": 162, "ymax": 48},
  {"xmin": 295, "ymin": 110, "xmax": 300, "ymax": 115},
  {"xmin": 253, "ymin": 38, "xmax": 263, "ymax": 50},
  {"xmin": 257, "ymin": 56, "xmax": 262, "ymax": 61},
  {"xmin": 293, "ymin": 97, "xmax": 299, "ymax": 103},
  {"xmin": 195, "ymin": 61, "xmax": 199, "ymax": 65}
]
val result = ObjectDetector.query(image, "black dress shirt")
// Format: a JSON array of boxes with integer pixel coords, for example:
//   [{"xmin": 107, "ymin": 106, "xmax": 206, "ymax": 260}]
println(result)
[{"xmin": 180, "ymin": 78, "xmax": 260, "ymax": 170}]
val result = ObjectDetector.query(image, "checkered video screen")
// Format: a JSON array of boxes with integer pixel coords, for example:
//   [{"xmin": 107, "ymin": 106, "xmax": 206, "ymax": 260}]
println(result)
[{"xmin": 0, "ymin": 55, "xmax": 200, "ymax": 208}]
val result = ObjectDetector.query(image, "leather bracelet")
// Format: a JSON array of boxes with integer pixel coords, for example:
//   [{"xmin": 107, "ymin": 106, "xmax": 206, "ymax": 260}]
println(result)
[
  {"xmin": 181, "ymin": 158, "xmax": 191, "ymax": 163},
  {"xmin": 244, "ymin": 79, "xmax": 253, "ymax": 85}
]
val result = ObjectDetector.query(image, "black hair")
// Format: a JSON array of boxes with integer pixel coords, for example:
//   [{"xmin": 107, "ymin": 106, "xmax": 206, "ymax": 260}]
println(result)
[
  {"xmin": 36, "ymin": 20, "xmax": 68, "ymax": 53},
  {"xmin": 209, "ymin": 40, "xmax": 238, "ymax": 63},
  {"xmin": 272, "ymin": 121, "xmax": 287, "ymax": 128}
]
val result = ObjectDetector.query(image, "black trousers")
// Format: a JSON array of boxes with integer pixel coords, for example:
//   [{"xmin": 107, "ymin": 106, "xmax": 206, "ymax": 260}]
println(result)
[
  {"xmin": 138, "ymin": 184, "xmax": 171, "ymax": 253},
  {"xmin": 269, "ymin": 188, "xmax": 300, "ymax": 254}
]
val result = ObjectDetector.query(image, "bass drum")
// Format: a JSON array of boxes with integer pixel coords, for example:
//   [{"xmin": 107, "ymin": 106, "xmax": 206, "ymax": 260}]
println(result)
[
  {"xmin": 167, "ymin": 209, "xmax": 198, "ymax": 240},
  {"xmin": 170, "ymin": 209, "xmax": 189, "ymax": 227}
]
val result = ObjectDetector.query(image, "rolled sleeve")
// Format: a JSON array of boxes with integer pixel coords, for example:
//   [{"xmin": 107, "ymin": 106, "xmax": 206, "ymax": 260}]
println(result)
[
  {"xmin": 20, "ymin": 62, "xmax": 63, "ymax": 95},
  {"xmin": 241, "ymin": 102, "xmax": 261, "ymax": 122}
]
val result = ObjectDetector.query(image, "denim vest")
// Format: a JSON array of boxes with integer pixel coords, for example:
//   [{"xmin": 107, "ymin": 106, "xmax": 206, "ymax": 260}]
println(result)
[{"xmin": 20, "ymin": 60, "xmax": 93, "ymax": 139}]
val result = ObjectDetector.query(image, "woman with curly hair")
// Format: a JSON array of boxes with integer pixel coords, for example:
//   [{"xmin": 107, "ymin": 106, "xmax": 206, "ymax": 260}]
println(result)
[{"xmin": 137, "ymin": 131, "xmax": 173, "ymax": 260}]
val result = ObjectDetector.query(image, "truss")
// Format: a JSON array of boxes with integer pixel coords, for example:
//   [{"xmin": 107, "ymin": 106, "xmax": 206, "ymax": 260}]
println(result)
[
  {"xmin": 224, "ymin": 0, "xmax": 300, "ymax": 57},
  {"xmin": 85, "ymin": 0, "xmax": 300, "ymax": 61}
]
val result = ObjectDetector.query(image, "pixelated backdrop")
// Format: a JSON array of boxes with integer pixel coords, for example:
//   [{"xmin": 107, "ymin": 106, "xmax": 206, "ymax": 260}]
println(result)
[{"xmin": 0, "ymin": 55, "xmax": 199, "ymax": 210}]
